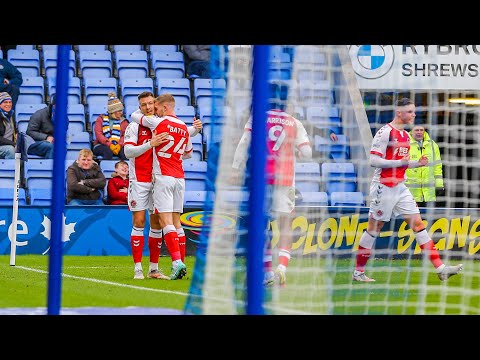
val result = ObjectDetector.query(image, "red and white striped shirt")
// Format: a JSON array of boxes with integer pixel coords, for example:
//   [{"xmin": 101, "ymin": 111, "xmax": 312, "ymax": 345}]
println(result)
[{"xmin": 123, "ymin": 122, "xmax": 153, "ymax": 183}]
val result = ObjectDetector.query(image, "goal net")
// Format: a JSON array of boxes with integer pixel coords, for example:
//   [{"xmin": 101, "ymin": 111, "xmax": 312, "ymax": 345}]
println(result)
[{"xmin": 185, "ymin": 45, "xmax": 480, "ymax": 315}]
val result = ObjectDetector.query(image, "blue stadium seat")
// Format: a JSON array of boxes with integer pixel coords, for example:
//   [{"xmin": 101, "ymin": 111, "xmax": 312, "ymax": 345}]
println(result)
[
  {"xmin": 298, "ymin": 80, "xmax": 333, "ymax": 107},
  {"xmin": 15, "ymin": 103, "xmax": 48, "ymax": 133},
  {"xmin": 41, "ymin": 45, "xmax": 72, "ymax": 53},
  {"xmin": 190, "ymin": 133, "xmax": 204, "ymax": 161},
  {"xmin": 330, "ymin": 191, "xmax": 365, "ymax": 207},
  {"xmin": 47, "ymin": 76, "xmax": 82, "ymax": 104},
  {"xmin": 183, "ymin": 160, "xmax": 207, "ymax": 191},
  {"xmin": 193, "ymin": 78, "xmax": 226, "ymax": 109},
  {"xmin": 0, "ymin": 187, "xmax": 27, "ymax": 206},
  {"xmin": 67, "ymin": 131, "xmax": 91, "ymax": 151},
  {"xmin": 184, "ymin": 190, "xmax": 207, "ymax": 207},
  {"xmin": 295, "ymin": 162, "xmax": 321, "ymax": 182},
  {"xmin": 115, "ymin": 50, "xmax": 149, "ymax": 80},
  {"xmin": 42, "ymin": 49, "xmax": 76, "ymax": 78},
  {"xmin": 314, "ymin": 134, "xmax": 350, "ymax": 162},
  {"xmin": 151, "ymin": 51, "xmax": 185, "ymax": 79},
  {"xmin": 77, "ymin": 45, "xmax": 107, "ymax": 52},
  {"xmin": 269, "ymin": 52, "xmax": 292, "ymax": 80},
  {"xmin": 174, "ymin": 105, "xmax": 196, "ymax": 125},
  {"xmin": 306, "ymin": 105, "xmax": 341, "ymax": 133},
  {"xmin": 119, "ymin": 77, "xmax": 153, "ymax": 109},
  {"xmin": 78, "ymin": 50, "xmax": 113, "ymax": 79},
  {"xmin": 29, "ymin": 187, "xmax": 52, "ymax": 206},
  {"xmin": 156, "ymin": 78, "xmax": 191, "ymax": 106},
  {"xmin": 298, "ymin": 191, "xmax": 328, "ymax": 206},
  {"xmin": 83, "ymin": 77, "xmax": 117, "ymax": 106},
  {"xmin": 17, "ymin": 76, "xmax": 45, "ymax": 104},
  {"xmin": 7, "ymin": 48, "xmax": 41, "ymax": 77},
  {"xmin": 100, "ymin": 160, "xmax": 119, "ymax": 179},
  {"xmin": 0, "ymin": 159, "xmax": 17, "ymax": 179},
  {"xmin": 67, "ymin": 104, "xmax": 86, "ymax": 134},
  {"xmin": 149, "ymin": 45, "xmax": 178, "ymax": 54},
  {"xmin": 24, "ymin": 159, "xmax": 54, "ymax": 190},
  {"xmin": 15, "ymin": 45, "xmax": 36, "ymax": 50},
  {"xmin": 113, "ymin": 45, "xmax": 143, "ymax": 52},
  {"xmin": 321, "ymin": 162, "xmax": 357, "ymax": 194}
]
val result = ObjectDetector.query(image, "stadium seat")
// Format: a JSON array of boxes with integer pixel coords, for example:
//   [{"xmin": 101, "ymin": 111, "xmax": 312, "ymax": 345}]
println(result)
[
  {"xmin": 298, "ymin": 191, "xmax": 328, "ymax": 206},
  {"xmin": 17, "ymin": 76, "xmax": 45, "ymax": 104},
  {"xmin": 78, "ymin": 49, "xmax": 113, "ymax": 79},
  {"xmin": 113, "ymin": 45, "xmax": 143, "ymax": 52},
  {"xmin": 77, "ymin": 45, "xmax": 107, "ymax": 52},
  {"xmin": 184, "ymin": 190, "xmax": 207, "ymax": 207},
  {"xmin": 119, "ymin": 77, "xmax": 153, "ymax": 109},
  {"xmin": 174, "ymin": 105, "xmax": 196, "ymax": 125},
  {"xmin": 29, "ymin": 187, "xmax": 52, "ymax": 206},
  {"xmin": 0, "ymin": 187, "xmax": 27, "ymax": 206},
  {"xmin": 295, "ymin": 162, "xmax": 321, "ymax": 193},
  {"xmin": 15, "ymin": 45, "xmax": 36, "ymax": 50},
  {"xmin": 330, "ymin": 191, "xmax": 365, "ymax": 207},
  {"xmin": 67, "ymin": 131, "xmax": 91, "ymax": 151},
  {"xmin": 314, "ymin": 134, "xmax": 350, "ymax": 162},
  {"xmin": 24, "ymin": 159, "xmax": 54, "ymax": 190},
  {"xmin": 156, "ymin": 78, "xmax": 191, "ymax": 106},
  {"xmin": 42, "ymin": 49, "xmax": 76, "ymax": 78},
  {"xmin": 67, "ymin": 103, "xmax": 86, "ymax": 134},
  {"xmin": 183, "ymin": 160, "xmax": 207, "ymax": 191},
  {"xmin": 151, "ymin": 51, "xmax": 185, "ymax": 79},
  {"xmin": 41, "ymin": 45, "xmax": 72, "ymax": 53},
  {"xmin": 190, "ymin": 133, "xmax": 204, "ymax": 161},
  {"xmin": 7, "ymin": 48, "xmax": 41, "ymax": 77},
  {"xmin": 114, "ymin": 50, "xmax": 149, "ymax": 80},
  {"xmin": 0, "ymin": 159, "xmax": 17, "ymax": 180},
  {"xmin": 15, "ymin": 103, "xmax": 48, "ymax": 132},
  {"xmin": 297, "ymin": 80, "xmax": 333, "ymax": 107},
  {"xmin": 149, "ymin": 45, "xmax": 178, "ymax": 54},
  {"xmin": 321, "ymin": 162, "xmax": 357, "ymax": 194},
  {"xmin": 269, "ymin": 52, "xmax": 292, "ymax": 80},
  {"xmin": 193, "ymin": 78, "xmax": 226, "ymax": 109},
  {"xmin": 47, "ymin": 76, "xmax": 82, "ymax": 104},
  {"xmin": 306, "ymin": 105, "xmax": 340, "ymax": 132},
  {"xmin": 83, "ymin": 77, "xmax": 118, "ymax": 106},
  {"xmin": 100, "ymin": 160, "xmax": 119, "ymax": 179}
]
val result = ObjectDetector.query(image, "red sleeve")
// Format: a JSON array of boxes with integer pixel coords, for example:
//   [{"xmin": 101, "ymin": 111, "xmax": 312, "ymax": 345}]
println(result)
[{"xmin": 107, "ymin": 178, "xmax": 127, "ymax": 204}]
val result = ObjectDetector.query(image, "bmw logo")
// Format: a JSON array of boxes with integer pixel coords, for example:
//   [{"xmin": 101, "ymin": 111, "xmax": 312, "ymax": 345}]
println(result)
[{"xmin": 349, "ymin": 45, "xmax": 395, "ymax": 79}]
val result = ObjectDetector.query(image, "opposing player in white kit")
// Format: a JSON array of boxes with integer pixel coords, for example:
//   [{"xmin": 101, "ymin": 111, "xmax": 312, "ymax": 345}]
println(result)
[
  {"xmin": 352, "ymin": 98, "xmax": 463, "ymax": 282},
  {"xmin": 124, "ymin": 91, "xmax": 202, "ymax": 280},
  {"xmin": 232, "ymin": 108, "xmax": 312, "ymax": 287},
  {"xmin": 130, "ymin": 93, "xmax": 194, "ymax": 280}
]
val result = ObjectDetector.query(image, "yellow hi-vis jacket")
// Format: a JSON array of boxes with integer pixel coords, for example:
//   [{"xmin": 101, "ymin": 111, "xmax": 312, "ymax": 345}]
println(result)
[{"xmin": 405, "ymin": 130, "xmax": 444, "ymax": 202}]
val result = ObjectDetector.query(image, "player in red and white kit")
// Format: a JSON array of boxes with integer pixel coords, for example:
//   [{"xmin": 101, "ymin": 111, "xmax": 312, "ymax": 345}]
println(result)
[
  {"xmin": 130, "ymin": 93, "xmax": 193, "ymax": 280},
  {"xmin": 124, "ymin": 91, "xmax": 202, "ymax": 280},
  {"xmin": 352, "ymin": 98, "xmax": 463, "ymax": 282},
  {"xmin": 231, "ymin": 108, "xmax": 312, "ymax": 287}
]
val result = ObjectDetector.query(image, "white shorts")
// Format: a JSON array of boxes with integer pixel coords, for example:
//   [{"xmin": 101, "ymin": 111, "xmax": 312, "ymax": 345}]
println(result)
[
  {"xmin": 152, "ymin": 175, "xmax": 185, "ymax": 213},
  {"xmin": 268, "ymin": 185, "xmax": 295, "ymax": 214},
  {"xmin": 368, "ymin": 181, "xmax": 419, "ymax": 222},
  {"xmin": 128, "ymin": 181, "xmax": 153, "ymax": 212}
]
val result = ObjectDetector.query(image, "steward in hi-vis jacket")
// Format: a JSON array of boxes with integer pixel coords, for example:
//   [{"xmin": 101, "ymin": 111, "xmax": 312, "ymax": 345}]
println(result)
[{"xmin": 405, "ymin": 125, "xmax": 444, "ymax": 204}]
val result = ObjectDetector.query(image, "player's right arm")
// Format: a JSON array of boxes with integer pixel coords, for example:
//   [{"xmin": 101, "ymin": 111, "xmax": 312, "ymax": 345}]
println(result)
[{"xmin": 130, "ymin": 109, "xmax": 161, "ymax": 130}]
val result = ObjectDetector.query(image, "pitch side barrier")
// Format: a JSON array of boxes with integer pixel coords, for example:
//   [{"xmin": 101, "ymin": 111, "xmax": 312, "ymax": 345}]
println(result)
[{"xmin": 1, "ymin": 205, "xmax": 480, "ymax": 257}]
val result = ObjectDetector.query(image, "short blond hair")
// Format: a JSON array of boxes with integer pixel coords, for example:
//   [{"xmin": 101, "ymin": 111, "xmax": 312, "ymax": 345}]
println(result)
[
  {"xmin": 155, "ymin": 93, "xmax": 176, "ymax": 106},
  {"xmin": 78, "ymin": 148, "xmax": 94, "ymax": 159}
]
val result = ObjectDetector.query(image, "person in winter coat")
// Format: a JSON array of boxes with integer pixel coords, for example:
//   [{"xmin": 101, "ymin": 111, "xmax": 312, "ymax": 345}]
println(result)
[
  {"xmin": 66, "ymin": 148, "xmax": 106, "ymax": 205},
  {"xmin": 107, "ymin": 160, "xmax": 129, "ymax": 205}
]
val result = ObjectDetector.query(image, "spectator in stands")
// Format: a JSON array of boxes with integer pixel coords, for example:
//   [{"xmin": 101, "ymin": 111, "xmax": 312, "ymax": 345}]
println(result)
[
  {"xmin": 0, "ymin": 92, "xmax": 17, "ymax": 159},
  {"xmin": 93, "ymin": 92, "xmax": 128, "ymax": 161},
  {"xmin": 0, "ymin": 57, "xmax": 22, "ymax": 109},
  {"xmin": 26, "ymin": 94, "xmax": 56, "ymax": 159},
  {"xmin": 66, "ymin": 148, "xmax": 106, "ymax": 205},
  {"xmin": 106, "ymin": 160, "xmax": 129, "ymax": 205},
  {"xmin": 183, "ymin": 45, "xmax": 211, "ymax": 78},
  {"xmin": 405, "ymin": 123, "xmax": 445, "ymax": 207}
]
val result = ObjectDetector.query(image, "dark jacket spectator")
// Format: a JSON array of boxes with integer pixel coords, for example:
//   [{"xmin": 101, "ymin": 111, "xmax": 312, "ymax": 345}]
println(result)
[
  {"xmin": 0, "ymin": 92, "xmax": 17, "ymax": 159},
  {"xmin": 66, "ymin": 148, "xmax": 106, "ymax": 205},
  {"xmin": 107, "ymin": 160, "xmax": 129, "ymax": 205},
  {"xmin": 183, "ymin": 45, "xmax": 211, "ymax": 78},
  {"xmin": 26, "ymin": 95, "xmax": 56, "ymax": 158},
  {"xmin": 0, "ymin": 58, "xmax": 23, "ymax": 109}
]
